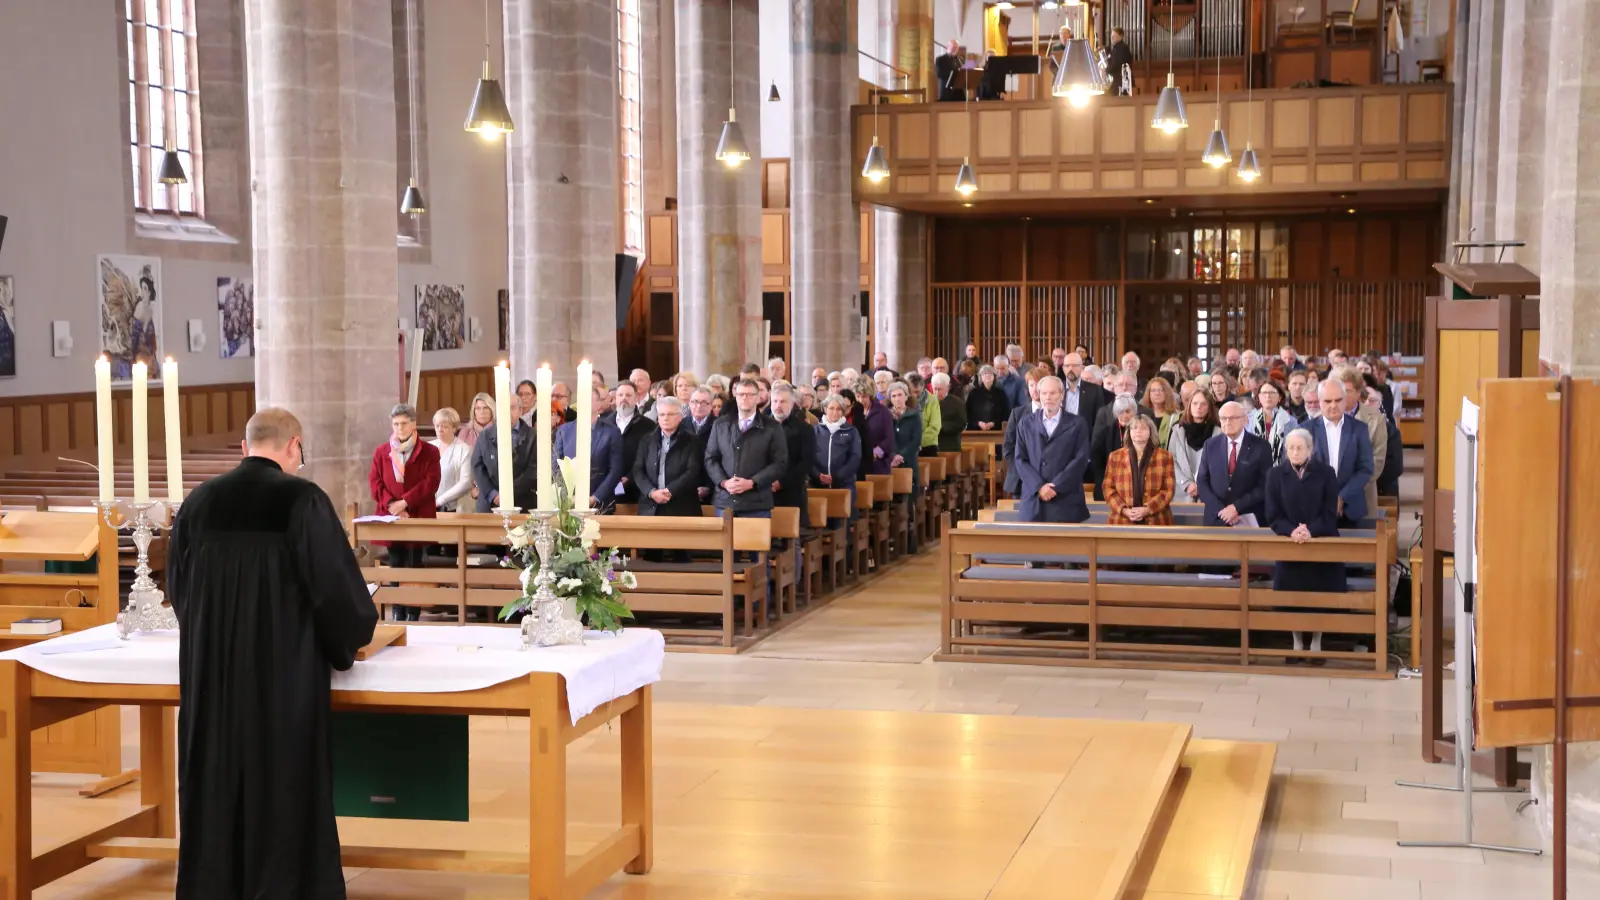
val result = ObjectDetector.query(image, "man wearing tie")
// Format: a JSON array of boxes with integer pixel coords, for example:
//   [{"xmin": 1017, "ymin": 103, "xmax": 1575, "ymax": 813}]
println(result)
[
  {"xmin": 1307, "ymin": 380, "xmax": 1374, "ymax": 526},
  {"xmin": 1196, "ymin": 401, "xmax": 1270, "ymax": 527},
  {"xmin": 685, "ymin": 387, "xmax": 717, "ymax": 437},
  {"xmin": 705, "ymin": 378, "xmax": 788, "ymax": 519},
  {"xmin": 1012, "ymin": 376, "xmax": 1092, "ymax": 523}
]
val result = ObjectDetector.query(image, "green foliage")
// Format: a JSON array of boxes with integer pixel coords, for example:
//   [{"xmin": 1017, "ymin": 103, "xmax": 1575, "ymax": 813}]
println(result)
[{"xmin": 495, "ymin": 479, "xmax": 636, "ymax": 633}]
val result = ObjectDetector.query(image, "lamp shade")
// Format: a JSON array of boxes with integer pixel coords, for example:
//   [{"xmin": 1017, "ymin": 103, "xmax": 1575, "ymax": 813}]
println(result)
[
  {"xmin": 464, "ymin": 60, "xmax": 515, "ymax": 137},
  {"xmin": 1052, "ymin": 38, "xmax": 1107, "ymax": 107},
  {"xmin": 768, "ymin": 81, "xmax": 781, "ymax": 102},
  {"xmin": 1236, "ymin": 146, "xmax": 1262, "ymax": 182},
  {"xmin": 862, "ymin": 139, "xmax": 890, "ymax": 182},
  {"xmin": 954, "ymin": 158, "xmax": 978, "ymax": 195},
  {"xmin": 1201, "ymin": 123, "xmax": 1232, "ymax": 167},
  {"xmin": 401, "ymin": 178, "xmax": 426, "ymax": 214},
  {"xmin": 157, "ymin": 149, "xmax": 187, "ymax": 185},
  {"xmin": 715, "ymin": 109, "xmax": 751, "ymax": 167},
  {"xmin": 1150, "ymin": 72, "xmax": 1188, "ymax": 134}
]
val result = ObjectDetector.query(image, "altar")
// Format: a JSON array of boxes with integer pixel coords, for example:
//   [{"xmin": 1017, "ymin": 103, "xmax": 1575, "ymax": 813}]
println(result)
[{"xmin": 0, "ymin": 623, "xmax": 664, "ymax": 900}]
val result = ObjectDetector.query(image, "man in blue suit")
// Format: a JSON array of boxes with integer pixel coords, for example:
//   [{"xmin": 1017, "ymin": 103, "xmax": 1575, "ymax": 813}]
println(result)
[
  {"xmin": 1306, "ymin": 379, "xmax": 1373, "ymax": 525},
  {"xmin": 1012, "ymin": 376, "xmax": 1091, "ymax": 523},
  {"xmin": 554, "ymin": 383, "xmax": 625, "ymax": 511},
  {"xmin": 1196, "ymin": 401, "xmax": 1270, "ymax": 526}
]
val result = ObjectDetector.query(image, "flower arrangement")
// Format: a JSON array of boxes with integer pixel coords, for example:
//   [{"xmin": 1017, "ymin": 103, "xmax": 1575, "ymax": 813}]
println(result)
[{"xmin": 498, "ymin": 458, "xmax": 637, "ymax": 633}]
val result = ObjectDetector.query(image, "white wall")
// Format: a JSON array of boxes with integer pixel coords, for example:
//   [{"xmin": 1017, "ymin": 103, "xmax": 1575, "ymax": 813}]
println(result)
[
  {"xmin": 759, "ymin": 0, "xmax": 793, "ymax": 160},
  {"xmin": 0, "ymin": 0, "xmax": 508, "ymax": 398}
]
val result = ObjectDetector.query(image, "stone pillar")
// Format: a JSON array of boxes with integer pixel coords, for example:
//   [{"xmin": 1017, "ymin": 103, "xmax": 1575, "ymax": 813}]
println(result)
[
  {"xmin": 503, "ymin": 0, "xmax": 619, "ymax": 381},
  {"xmin": 243, "ymin": 0, "xmax": 399, "ymax": 513},
  {"xmin": 1493, "ymin": 0, "xmax": 1549, "ymax": 267},
  {"xmin": 791, "ymin": 0, "xmax": 862, "ymax": 376},
  {"xmin": 676, "ymin": 0, "xmax": 763, "ymax": 376},
  {"xmin": 1466, "ymin": 0, "xmax": 1503, "ymax": 248},
  {"xmin": 871, "ymin": 0, "xmax": 932, "ymax": 373}
]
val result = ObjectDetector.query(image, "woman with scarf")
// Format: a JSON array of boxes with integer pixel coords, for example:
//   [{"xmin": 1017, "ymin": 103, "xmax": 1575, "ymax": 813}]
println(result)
[
  {"xmin": 1102, "ymin": 414, "xmax": 1175, "ymax": 526},
  {"xmin": 1266, "ymin": 428, "xmax": 1345, "ymax": 665},
  {"xmin": 1248, "ymin": 379, "xmax": 1297, "ymax": 463},
  {"xmin": 460, "ymin": 392, "xmax": 495, "ymax": 447},
  {"xmin": 1167, "ymin": 390, "xmax": 1219, "ymax": 502},
  {"xmin": 887, "ymin": 381, "xmax": 925, "ymax": 551},
  {"xmin": 367, "ymin": 403, "xmax": 441, "ymax": 621},
  {"xmin": 812, "ymin": 394, "xmax": 863, "ymax": 517},
  {"xmin": 856, "ymin": 375, "xmax": 896, "ymax": 475}
]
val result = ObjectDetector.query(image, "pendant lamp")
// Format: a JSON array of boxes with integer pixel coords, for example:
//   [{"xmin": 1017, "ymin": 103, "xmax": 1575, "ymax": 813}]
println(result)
[
  {"xmin": 1236, "ymin": 1, "xmax": 1261, "ymax": 183},
  {"xmin": 953, "ymin": 57, "xmax": 976, "ymax": 196},
  {"xmin": 1200, "ymin": 29, "xmax": 1230, "ymax": 166},
  {"xmin": 768, "ymin": 80, "xmax": 781, "ymax": 101},
  {"xmin": 1051, "ymin": 3, "xmax": 1105, "ymax": 108},
  {"xmin": 400, "ymin": 0, "xmax": 427, "ymax": 214},
  {"xmin": 157, "ymin": 148, "xmax": 187, "ymax": 185},
  {"xmin": 715, "ymin": 0, "xmax": 750, "ymax": 167},
  {"xmin": 1150, "ymin": 6, "xmax": 1187, "ymax": 134},
  {"xmin": 861, "ymin": 93, "xmax": 890, "ymax": 182},
  {"xmin": 464, "ymin": 0, "xmax": 514, "ymax": 139}
]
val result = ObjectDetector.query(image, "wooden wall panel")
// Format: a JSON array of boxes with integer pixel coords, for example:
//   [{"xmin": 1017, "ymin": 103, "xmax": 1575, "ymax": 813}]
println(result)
[
  {"xmin": 1018, "ymin": 108, "xmax": 1053, "ymax": 156},
  {"xmin": 1435, "ymin": 330, "xmax": 1499, "ymax": 487},
  {"xmin": 45, "ymin": 404, "xmax": 70, "ymax": 455},
  {"xmin": 1273, "ymin": 51, "xmax": 1317, "ymax": 88},
  {"xmin": 647, "ymin": 215, "xmax": 675, "ymax": 267},
  {"xmin": 1361, "ymin": 161, "xmax": 1400, "ymax": 181},
  {"xmin": 1100, "ymin": 106, "xmax": 1137, "ymax": 155},
  {"xmin": 761, "ymin": 213, "xmax": 786, "ymax": 265},
  {"xmin": 1407, "ymin": 92, "xmax": 1448, "ymax": 143},
  {"xmin": 1360, "ymin": 220, "xmax": 1394, "ymax": 278},
  {"xmin": 1316, "ymin": 163, "xmax": 1355, "ymax": 183},
  {"xmin": 1227, "ymin": 99, "xmax": 1266, "ymax": 149},
  {"xmin": 763, "ymin": 160, "xmax": 790, "ymax": 209},
  {"xmin": 1396, "ymin": 217, "xmax": 1436, "ymax": 277},
  {"xmin": 897, "ymin": 111, "xmax": 930, "ymax": 159},
  {"xmin": 1018, "ymin": 172, "xmax": 1052, "ymax": 191},
  {"xmin": 1273, "ymin": 99, "xmax": 1311, "ymax": 149},
  {"xmin": 1291, "ymin": 221, "xmax": 1324, "ymax": 280},
  {"xmin": 1328, "ymin": 220, "xmax": 1360, "ymax": 277},
  {"xmin": 936, "ymin": 110, "xmax": 970, "ymax": 159},
  {"xmin": 1059, "ymin": 108, "xmax": 1095, "ymax": 155},
  {"xmin": 1271, "ymin": 164, "xmax": 1309, "ymax": 185},
  {"xmin": 1361, "ymin": 94, "xmax": 1402, "ymax": 145},
  {"xmin": 1184, "ymin": 102, "xmax": 1218, "ymax": 154},
  {"xmin": 1328, "ymin": 47, "xmax": 1374, "ymax": 85},
  {"xmin": 977, "ymin": 109, "xmax": 1013, "ymax": 158},
  {"xmin": 1316, "ymin": 97, "xmax": 1356, "ymax": 147},
  {"xmin": 1061, "ymin": 171, "xmax": 1095, "ymax": 190}
]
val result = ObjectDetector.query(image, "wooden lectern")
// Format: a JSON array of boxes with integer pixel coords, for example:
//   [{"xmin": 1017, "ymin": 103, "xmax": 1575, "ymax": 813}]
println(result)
[{"xmin": 1418, "ymin": 259, "xmax": 1541, "ymax": 784}]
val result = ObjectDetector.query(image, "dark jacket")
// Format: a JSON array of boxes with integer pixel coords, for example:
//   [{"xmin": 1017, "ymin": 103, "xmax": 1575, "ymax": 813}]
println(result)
[
  {"xmin": 1195, "ymin": 431, "xmax": 1271, "ymax": 525},
  {"xmin": 935, "ymin": 52, "xmax": 966, "ymax": 101},
  {"xmin": 891, "ymin": 409, "xmax": 923, "ymax": 492},
  {"xmin": 1065, "ymin": 380, "xmax": 1108, "ymax": 433},
  {"xmin": 471, "ymin": 419, "xmax": 537, "ymax": 512},
  {"xmin": 861, "ymin": 401, "xmax": 895, "ymax": 475},
  {"xmin": 631, "ymin": 426, "xmax": 704, "ymax": 517},
  {"xmin": 965, "ymin": 382, "xmax": 1010, "ymax": 431},
  {"xmin": 1089, "ymin": 419, "xmax": 1127, "ymax": 501},
  {"xmin": 1265, "ymin": 459, "xmax": 1348, "ymax": 592},
  {"xmin": 1377, "ymin": 414, "xmax": 1403, "ymax": 497},
  {"xmin": 685, "ymin": 413, "xmax": 717, "ymax": 438},
  {"xmin": 1011, "ymin": 409, "xmax": 1091, "ymax": 523},
  {"xmin": 812, "ymin": 420, "xmax": 862, "ymax": 488},
  {"xmin": 1306, "ymin": 413, "xmax": 1375, "ymax": 522},
  {"xmin": 1002, "ymin": 402, "xmax": 1034, "ymax": 496},
  {"xmin": 600, "ymin": 408, "xmax": 658, "ymax": 503},
  {"xmin": 774, "ymin": 412, "xmax": 815, "ymax": 510},
  {"xmin": 937, "ymin": 393, "xmax": 968, "ymax": 452},
  {"xmin": 999, "ymin": 372, "xmax": 1030, "ymax": 412},
  {"xmin": 704, "ymin": 412, "xmax": 789, "ymax": 513},
  {"xmin": 1105, "ymin": 40, "xmax": 1134, "ymax": 94},
  {"xmin": 554, "ymin": 419, "xmax": 625, "ymax": 510}
]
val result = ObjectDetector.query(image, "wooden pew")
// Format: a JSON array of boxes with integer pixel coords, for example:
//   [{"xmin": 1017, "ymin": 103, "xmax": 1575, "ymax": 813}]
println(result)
[
  {"xmin": 889, "ymin": 468, "xmax": 915, "ymax": 554},
  {"xmin": 811, "ymin": 488, "xmax": 858, "ymax": 586},
  {"xmin": 865, "ymin": 475, "xmax": 899, "ymax": 563},
  {"xmin": 800, "ymin": 496, "xmax": 829, "ymax": 604},
  {"xmin": 769, "ymin": 506, "xmax": 800, "ymax": 618},
  {"xmin": 939, "ymin": 515, "xmax": 1391, "ymax": 676}
]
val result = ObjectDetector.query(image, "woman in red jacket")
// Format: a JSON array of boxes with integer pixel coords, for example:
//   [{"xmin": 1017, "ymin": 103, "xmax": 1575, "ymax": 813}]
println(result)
[{"xmin": 368, "ymin": 404, "xmax": 441, "ymax": 621}]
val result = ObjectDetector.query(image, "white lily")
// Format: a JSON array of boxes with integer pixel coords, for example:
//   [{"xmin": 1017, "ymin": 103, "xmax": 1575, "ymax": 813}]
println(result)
[
  {"xmin": 556, "ymin": 456, "xmax": 579, "ymax": 495},
  {"xmin": 579, "ymin": 516, "xmax": 602, "ymax": 546}
]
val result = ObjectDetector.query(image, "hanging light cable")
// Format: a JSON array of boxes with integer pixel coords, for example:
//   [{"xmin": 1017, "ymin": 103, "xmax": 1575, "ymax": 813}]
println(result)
[
  {"xmin": 1201, "ymin": 25, "xmax": 1230, "ymax": 166},
  {"xmin": 954, "ymin": 56, "xmax": 976, "ymax": 196},
  {"xmin": 464, "ymin": 0, "xmax": 514, "ymax": 139},
  {"xmin": 1150, "ymin": 3, "xmax": 1187, "ymax": 134},
  {"xmin": 861, "ymin": 91, "xmax": 890, "ymax": 182},
  {"xmin": 1236, "ymin": 4, "xmax": 1261, "ymax": 183},
  {"xmin": 1051, "ymin": 1, "xmax": 1106, "ymax": 108},
  {"xmin": 715, "ymin": 0, "xmax": 751, "ymax": 167},
  {"xmin": 400, "ymin": 0, "xmax": 427, "ymax": 214}
]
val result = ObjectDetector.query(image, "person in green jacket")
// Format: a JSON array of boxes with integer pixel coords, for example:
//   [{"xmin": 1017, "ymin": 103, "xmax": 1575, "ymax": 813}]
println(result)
[{"xmin": 907, "ymin": 372, "xmax": 941, "ymax": 457}]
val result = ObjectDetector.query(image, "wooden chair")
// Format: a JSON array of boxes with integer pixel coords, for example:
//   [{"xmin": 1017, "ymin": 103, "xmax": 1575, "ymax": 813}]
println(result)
[
  {"xmin": 888, "ymin": 468, "xmax": 915, "ymax": 555},
  {"xmin": 1325, "ymin": 0, "xmax": 1361, "ymax": 41},
  {"xmin": 866, "ymin": 474, "xmax": 899, "ymax": 563},
  {"xmin": 923, "ymin": 456, "xmax": 949, "ymax": 543},
  {"xmin": 854, "ymin": 480, "xmax": 882, "ymax": 573},
  {"xmin": 769, "ymin": 506, "xmax": 801, "ymax": 618},
  {"xmin": 800, "ymin": 496, "xmax": 829, "ymax": 604},
  {"xmin": 939, "ymin": 452, "xmax": 968, "ymax": 521}
]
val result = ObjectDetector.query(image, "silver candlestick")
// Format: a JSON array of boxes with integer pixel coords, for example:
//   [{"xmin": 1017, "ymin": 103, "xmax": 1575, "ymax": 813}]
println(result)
[
  {"xmin": 95, "ymin": 499, "xmax": 180, "ymax": 639},
  {"xmin": 509, "ymin": 509, "xmax": 585, "ymax": 650}
]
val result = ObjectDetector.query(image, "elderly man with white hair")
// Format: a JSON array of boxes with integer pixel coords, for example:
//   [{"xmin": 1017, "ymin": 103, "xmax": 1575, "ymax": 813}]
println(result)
[
  {"xmin": 1306, "ymin": 378, "xmax": 1373, "ymax": 525},
  {"xmin": 1010, "ymin": 375, "xmax": 1092, "ymax": 523},
  {"xmin": 931, "ymin": 372, "xmax": 967, "ymax": 452},
  {"xmin": 1195, "ymin": 400, "xmax": 1271, "ymax": 527}
]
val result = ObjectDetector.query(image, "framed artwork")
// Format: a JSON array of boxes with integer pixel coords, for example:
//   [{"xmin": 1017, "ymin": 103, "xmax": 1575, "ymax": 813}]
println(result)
[
  {"xmin": 497, "ymin": 289, "xmax": 508, "ymax": 352},
  {"xmin": 217, "ymin": 276, "xmax": 254, "ymax": 358},
  {"xmin": 0, "ymin": 276, "xmax": 14, "ymax": 378},
  {"xmin": 415, "ymin": 284, "xmax": 465, "ymax": 351},
  {"xmin": 97, "ymin": 254, "xmax": 162, "ymax": 381}
]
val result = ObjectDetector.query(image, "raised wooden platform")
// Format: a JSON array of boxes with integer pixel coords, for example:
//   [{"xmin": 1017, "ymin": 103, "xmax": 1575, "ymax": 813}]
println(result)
[{"xmin": 31, "ymin": 704, "xmax": 1272, "ymax": 899}]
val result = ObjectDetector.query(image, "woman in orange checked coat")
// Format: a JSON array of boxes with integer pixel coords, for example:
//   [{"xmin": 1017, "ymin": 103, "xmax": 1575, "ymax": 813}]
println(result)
[{"xmin": 1102, "ymin": 413, "xmax": 1176, "ymax": 526}]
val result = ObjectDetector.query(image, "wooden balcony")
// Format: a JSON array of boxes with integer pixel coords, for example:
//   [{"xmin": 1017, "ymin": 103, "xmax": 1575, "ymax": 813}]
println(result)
[{"xmin": 851, "ymin": 82, "xmax": 1450, "ymax": 213}]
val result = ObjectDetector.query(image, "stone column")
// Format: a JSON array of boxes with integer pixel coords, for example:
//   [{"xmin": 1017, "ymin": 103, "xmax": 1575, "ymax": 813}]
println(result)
[
  {"xmin": 243, "ymin": 0, "xmax": 399, "ymax": 513},
  {"xmin": 791, "ymin": 0, "xmax": 862, "ymax": 376},
  {"xmin": 504, "ymin": 0, "xmax": 619, "ymax": 382},
  {"xmin": 1493, "ymin": 0, "xmax": 1549, "ymax": 266},
  {"xmin": 676, "ymin": 0, "xmax": 763, "ymax": 376},
  {"xmin": 1466, "ymin": 0, "xmax": 1503, "ymax": 248},
  {"xmin": 871, "ymin": 0, "xmax": 932, "ymax": 372}
]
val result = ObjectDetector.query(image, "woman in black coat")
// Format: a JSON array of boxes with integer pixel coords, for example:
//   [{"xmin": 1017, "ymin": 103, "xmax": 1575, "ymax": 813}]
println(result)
[
  {"xmin": 964, "ymin": 365, "xmax": 1010, "ymax": 432},
  {"xmin": 1265, "ymin": 427, "xmax": 1346, "ymax": 665}
]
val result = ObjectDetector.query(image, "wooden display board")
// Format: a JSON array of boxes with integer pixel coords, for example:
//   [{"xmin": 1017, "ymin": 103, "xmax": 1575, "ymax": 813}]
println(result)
[
  {"xmin": 0, "ymin": 510, "xmax": 130, "ymax": 792},
  {"xmin": 1475, "ymin": 377, "xmax": 1600, "ymax": 748}
]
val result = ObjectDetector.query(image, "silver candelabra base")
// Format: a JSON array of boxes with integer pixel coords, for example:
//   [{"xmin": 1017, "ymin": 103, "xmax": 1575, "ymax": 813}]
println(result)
[
  {"xmin": 95, "ymin": 499, "xmax": 179, "ymax": 639},
  {"xmin": 497, "ymin": 506, "xmax": 586, "ymax": 650}
]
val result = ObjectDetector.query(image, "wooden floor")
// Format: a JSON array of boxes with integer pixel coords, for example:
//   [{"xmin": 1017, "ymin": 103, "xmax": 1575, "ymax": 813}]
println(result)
[{"xmin": 31, "ymin": 704, "xmax": 1272, "ymax": 899}]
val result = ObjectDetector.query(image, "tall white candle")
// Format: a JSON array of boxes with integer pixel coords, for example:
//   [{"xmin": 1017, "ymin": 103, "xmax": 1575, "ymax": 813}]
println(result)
[
  {"xmin": 94, "ymin": 356, "xmax": 114, "ymax": 502},
  {"xmin": 535, "ymin": 364, "xmax": 554, "ymax": 510},
  {"xmin": 131, "ymin": 361, "xmax": 150, "ymax": 502},
  {"xmin": 493, "ymin": 362, "xmax": 515, "ymax": 509},
  {"xmin": 574, "ymin": 360, "xmax": 593, "ymax": 509},
  {"xmin": 162, "ymin": 358, "xmax": 183, "ymax": 502}
]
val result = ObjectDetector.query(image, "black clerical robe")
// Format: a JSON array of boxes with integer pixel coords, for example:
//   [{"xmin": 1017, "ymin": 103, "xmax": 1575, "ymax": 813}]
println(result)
[{"xmin": 168, "ymin": 456, "xmax": 379, "ymax": 900}]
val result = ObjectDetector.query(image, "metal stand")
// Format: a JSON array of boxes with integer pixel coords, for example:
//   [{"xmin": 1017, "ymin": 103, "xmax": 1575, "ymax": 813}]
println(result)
[
  {"xmin": 1396, "ymin": 424, "xmax": 1539, "ymax": 857},
  {"xmin": 497, "ymin": 507, "xmax": 585, "ymax": 649},
  {"xmin": 95, "ymin": 499, "xmax": 179, "ymax": 638}
]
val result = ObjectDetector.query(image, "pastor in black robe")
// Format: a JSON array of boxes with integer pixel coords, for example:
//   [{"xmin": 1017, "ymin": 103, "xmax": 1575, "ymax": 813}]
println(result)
[{"xmin": 168, "ymin": 456, "xmax": 379, "ymax": 900}]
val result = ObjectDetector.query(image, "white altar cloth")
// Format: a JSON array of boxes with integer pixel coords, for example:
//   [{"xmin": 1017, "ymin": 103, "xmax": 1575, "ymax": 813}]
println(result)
[{"xmin": 0, "ymin": 624, "xmax": 665, "ymax": 725}]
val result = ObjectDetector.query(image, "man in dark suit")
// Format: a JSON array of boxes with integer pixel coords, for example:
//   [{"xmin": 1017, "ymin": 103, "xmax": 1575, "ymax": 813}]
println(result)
[
  {"xmin": 705, "ymin": 378, "xmax": 788, "ymax": 517},
  {"xmin": 632, "ymin": 397, "xmax": 703, "ymax": 517},
  {"xmin": 1061, "ymin": 351, "xmax": 1107, "ymax": 431},
  {"xmin": 1001, "ymin": 368, "xmax": 1042, "ymax": 498},
  {"xmin": 554, "ymin": 384, "xmax": 625, "ymax": 511},
  {"xmin": 600, "ymin": 381, "xmax": 658, "ymax": 503},
  {"xmin": 1195, "ymin": 401, "xmax": 1271, "ymax": 526},
  {"xmin": 1092, "ymin": 370, "xmax": 1151, "ymax": 439},
  {"xmin": 935, "ymin": 40, "xmax": 967, "ymax": 101},
  {"xmin": 768, "ymin": 383, "xmax": 814, "ymax": 512},
  {"xmin": 1105, "ymin": 27, "xmax": 1134, "ymax": 96},
  {"xmin": 1307, "ymin": 380, "xmax": 1374, "ymax": 525},
  {"xmin": 471, "ymin": 394, "xmax": 537, "ymax": 512},
  {"xmin": 1012, "ymin": 376, "xmax": 1091, "ymax": 523},
  {"xmin": 685, "ymin": 386, "xmax": 717, "ymax": 437}
]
